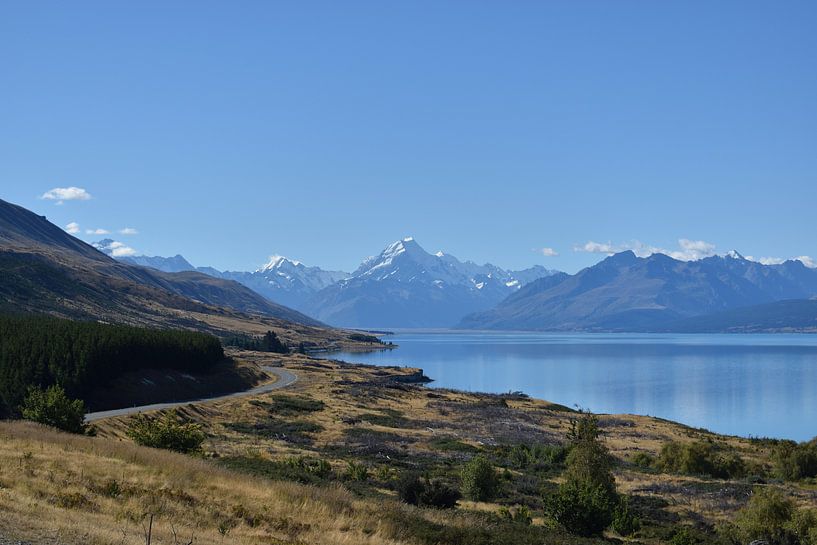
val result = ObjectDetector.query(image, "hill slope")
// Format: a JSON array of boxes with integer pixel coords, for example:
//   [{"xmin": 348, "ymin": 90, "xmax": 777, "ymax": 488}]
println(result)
[{"xmin": 0, "ymin": 198, "xmax": 321, "ymax": 327}]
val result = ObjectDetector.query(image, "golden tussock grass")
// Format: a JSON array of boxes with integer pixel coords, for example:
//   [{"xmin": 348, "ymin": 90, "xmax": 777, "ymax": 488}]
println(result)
[{"xmin": 0, "ymin": 420, "xmax": 450, "ymax": 545}]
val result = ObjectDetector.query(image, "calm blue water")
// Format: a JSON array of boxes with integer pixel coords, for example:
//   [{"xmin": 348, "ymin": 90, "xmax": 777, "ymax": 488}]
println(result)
[{"xmin": 320, "ymin": 331, "xmax": 817, "ymax": 441}]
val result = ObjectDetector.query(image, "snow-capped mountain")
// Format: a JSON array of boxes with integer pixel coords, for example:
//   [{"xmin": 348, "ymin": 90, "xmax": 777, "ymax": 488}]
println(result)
[
  {"xmin": 218, "ymin": 256, "xmax": 349, "ymax": 311},
  {"xmin": 304, "ymin": 237, "xmax": 559, "ymax": 328}
]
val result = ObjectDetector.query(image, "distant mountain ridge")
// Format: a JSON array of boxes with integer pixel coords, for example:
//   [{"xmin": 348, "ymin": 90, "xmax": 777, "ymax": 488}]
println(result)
[{"xmin": 460, "ymin": 250, "xmax": 817, "ymax": 331}]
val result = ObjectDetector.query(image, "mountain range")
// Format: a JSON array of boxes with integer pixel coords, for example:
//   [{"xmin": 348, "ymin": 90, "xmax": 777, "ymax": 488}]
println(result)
[
  {"xmin": 69, "ymin": 212, "xmax": 817, "ymax": 333},
  {"xmin": 460, "ymin": 250, "xmax": 817, "ymax": 332},
  {"xmin": 107, "ymin": 237, "xmax": 560, "ymax": 328}
]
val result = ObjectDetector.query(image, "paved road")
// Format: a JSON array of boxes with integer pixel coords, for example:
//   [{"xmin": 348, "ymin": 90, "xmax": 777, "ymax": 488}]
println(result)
[{"xmin": 85, "ymin": 366, "xmax": 298, "ymax": 422}]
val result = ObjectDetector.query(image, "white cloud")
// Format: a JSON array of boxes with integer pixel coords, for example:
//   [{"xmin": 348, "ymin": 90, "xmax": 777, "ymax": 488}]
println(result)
[
  {"xmin": 574, "ymin": 238, "xmax": 717, "ymax": 261},
  {"xmin": 91, "ymin": 239, "xmax": 137, "ymax": 258},
  {"xmin": 40, "ymin": 187, "xmax": 92, "ymax": 204},
  {"xmin": 119, "ymin": 227, "xmax": 139, "ymax": 235},
  {"xmin": 575, "ymin": 241, "xmax": 622, "ymax": 254},
  {"xmin": 746, "ymin": 256, "xmax": 786, "ymax": 266},
  {"xmin": 111, "ymin": 245, "xmax": 137, "ymax": 257},
  {"xmin": 667, "ymin": 239, "xmax": 717, "ymax": 261},
  {"xmin": 538, "ymin": 247, "xmax": 558, "ymax": 257},
  {"xmin": 65, "ymin": 222, "xmax": 80, "ymax": 234},
  {"xmin": 795, "ymin": 256, "xmax": 817, "ymax": 268},
  {"xmin": 86, "ymin": 228, "xmax": 110, "ymax": 235}
]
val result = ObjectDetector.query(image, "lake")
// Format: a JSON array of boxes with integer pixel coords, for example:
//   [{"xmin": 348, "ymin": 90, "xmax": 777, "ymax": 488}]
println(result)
[{"xmin": 320, "ymin": 331, "xmax": 817, "ymax": 441}]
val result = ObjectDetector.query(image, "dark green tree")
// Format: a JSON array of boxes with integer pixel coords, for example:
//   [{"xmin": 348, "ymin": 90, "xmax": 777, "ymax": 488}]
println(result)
[
  {"xmin": 20, "ymin": 384, "xmax": 87, "ymax": 434},
  {"xmin": 546, "ymin": 411, "xmax": 631, "ymax": 537},
  {"xmin": 261, "ymin": 330, "xmax": 288, "ymax": 354}
]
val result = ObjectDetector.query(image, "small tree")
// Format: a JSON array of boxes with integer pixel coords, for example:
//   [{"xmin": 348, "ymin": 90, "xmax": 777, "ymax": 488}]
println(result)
[
  {"xmin": 461, "ymin": 456, "xmax": 499, "ymax": 502},
  {"xmin": 126, "ymin": 410, "xmax": 205, "ymax": 453},
  {"xmin": 20, "ymin": 385, "xmax": 86, "ymax": 434},
  {"xmin": 261, "ymin": 331, "xmax": 288, "ymax": 354},
  {"xmin": 546, "ymin": 411, "xmax": 624, "ymax": 537}
]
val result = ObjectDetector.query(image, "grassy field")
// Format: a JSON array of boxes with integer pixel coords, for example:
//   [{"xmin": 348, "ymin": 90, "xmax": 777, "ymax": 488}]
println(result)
[{"xmin": 3, "ymin": 349, "xmax": 817, "ymax": 544}]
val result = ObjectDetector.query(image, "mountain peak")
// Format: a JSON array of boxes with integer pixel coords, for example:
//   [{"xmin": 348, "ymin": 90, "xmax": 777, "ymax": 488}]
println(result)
[
  {"xmin": 260, "ymin": 254, "xmax": 302, "ymax": 272},
  {"xmin": 725, "ymin": 250, "xmax": 746, "ymax": 260}
]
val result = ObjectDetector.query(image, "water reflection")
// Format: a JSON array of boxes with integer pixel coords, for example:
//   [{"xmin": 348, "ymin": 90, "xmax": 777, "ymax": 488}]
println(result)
[{"xmin": 320, "ymin": 332, "xmax": 817, "ymax": 440}]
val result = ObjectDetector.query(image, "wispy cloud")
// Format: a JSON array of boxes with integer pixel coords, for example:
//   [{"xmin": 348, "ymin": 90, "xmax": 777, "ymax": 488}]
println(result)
[
  {"xmin": 119, "ymin": 227, "xmax": 139, "ymax": 235},
  {"xmin": 537, "ymin": 247, "xmax": 558, "ymax": 257},
  {"xmin": 575, "ymin": 241, "xmax": 623, "ymax": 254},
  {"xmin": 92, "ymin": 239, "xmax": 137, "ymax": 257},
  {"xmin": 64, "ymin": 222, "xmax": 80, "ymax": 234},
  {"xmin": 746, "ymin": 256, "xmax": 786, "ymax": 265},
  {"xmin": 670, "ymin": 239, "xmax": 717, "ymax": 261},
  {"xmin": 40, "ymin": 186, "xmax": 92, "ymax": 205},
  {"xmin": 574, "ymin": 238, "xmax": 717, "ymax": 261},
  {"xmin": 86, "ymin": 228, "xmax": 110, "ymax": 235}
]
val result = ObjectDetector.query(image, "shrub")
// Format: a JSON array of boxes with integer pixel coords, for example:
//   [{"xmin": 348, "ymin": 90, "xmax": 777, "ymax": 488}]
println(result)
[
  {"xmin": 345, "ymin": 461, "xmax": 369, "ymax": 481},
  {"xmin": 733, "ymin": 488, "xmax": 795, "ymax": 545},
  {"xmin": 499, "ymin": 505, "xmax": 533, "ymax": 525},
  {"xmin": 657, "ymin": 440, "xmax": 746, "ymax": 479},
  {"xmin": 669, "ymin": 527, "xmax": 696, "ymax": 545},
  {"xmin": 547, "ymin": 479, "xmax": 618, "ymax": 537},
  {"xmin": 20, "ymin": 385, "xmax": 87, "ymax": 434},
  {"xmin": 774, "ymin": 440, "xmax": 817, "ymax": 481},
  {"xmin": 126, "ymin": 409, "xmax": 205, "ymax": 453},
  {"xmin": 632, "ymin": 451, "xmax": 655, "ymax": 469},
  {"xmin": 504, "ymin": 443, "xmax": 568, "ymax": 471},
  {"xmin": 461, "ymin": 456, "xmax": 499, "ymax": 502},
  {"xmin": 397, "ymin": 472, "xmax": 460, "ymax": 509},
  {"xmin": 611, "ymin": 497, "xmax": 641, "ymax": 536},
  {"xmin": 285, "ymin": 456, "xmax": 332, "ymax": 479}
]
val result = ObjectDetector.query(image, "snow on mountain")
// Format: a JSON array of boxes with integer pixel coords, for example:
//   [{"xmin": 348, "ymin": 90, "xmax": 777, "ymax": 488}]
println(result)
[{"xmin": 305, "ymin": 237, "xmax": 559, "ymax": 328}]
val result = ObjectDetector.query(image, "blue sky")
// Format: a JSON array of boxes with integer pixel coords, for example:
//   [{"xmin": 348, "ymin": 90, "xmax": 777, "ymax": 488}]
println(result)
[{"xmin": 2, "ymin": 1, "xmax": 815, "ymax": 273}]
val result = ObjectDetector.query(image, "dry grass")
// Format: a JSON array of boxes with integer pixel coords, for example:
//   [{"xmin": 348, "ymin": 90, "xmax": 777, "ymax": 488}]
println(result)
[
  {"xmin": 94, "ymin": 353, "xmax": 816, "ymax": 526},
  {"xmin": 7, "ymin": 351, "xmax": 817, "ymax": 544},
  {"xmin": 0, "ymin": 420, "xmax": 466, "ymax": 545}
]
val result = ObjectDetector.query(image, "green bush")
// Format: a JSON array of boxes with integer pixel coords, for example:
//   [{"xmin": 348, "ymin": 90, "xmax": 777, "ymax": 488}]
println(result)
[
  {"xmin": 547, "ymin": 479, "xmax": 618, "ymax": 537},
  {"xmin": 397, "ymin": 472, "xmax": 460, "ymax": 509},
  {"xmin": 632, "ymin": 451, "xmax": 655, "ymax": 469},
  {"xmin": 774, "ymin": 440, "xmax": 817, "ymax": 481},
  {"xmin": 345, "ymin": 461, "xmax": 369, "ymax": 481},
  {"xmin": 21, "ymin": 385, "xmax": 86, "ymax": 434},
  {"xmin": 460, "ymin": 456, "xmax": 499, "ymax": 502},
  {"xmin": 504, "ymin": 443, "xmax": 568, "ymax": 471},
  {"xmin": 669, "ymin": 527, "xmax": 696, "ymax": 545},
  {"xmin": 733, "ymin": 488, "xmax": 796, "ymax": 545},
  {"xmin": 285, "ymin": 456, "xmax": 332, "ymax": 479},
  {"xmin": 657, "ymin": 440, "xmax": 746, "ymax": 479},
  {"xmin": 126, "ymin": 409, "xmax": 205, "ymax": 453},
  {"xmin": 611, "ymin": 497, "xmax": 641, "ymax": 536},
  {"xmin": 498, "ymin": 505, "xmax": 533, "ymax": 525}
]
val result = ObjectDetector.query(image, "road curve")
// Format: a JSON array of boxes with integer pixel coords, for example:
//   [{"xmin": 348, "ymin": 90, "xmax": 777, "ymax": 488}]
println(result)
[{"xmin": 85, "ymin": 366, "xmax": 298, "ymax": 422}]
